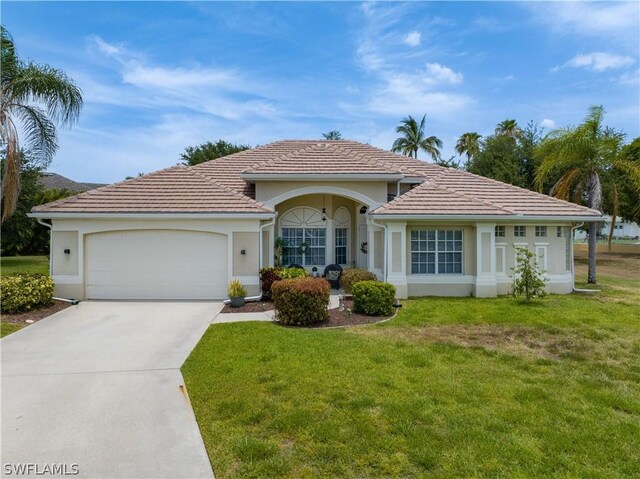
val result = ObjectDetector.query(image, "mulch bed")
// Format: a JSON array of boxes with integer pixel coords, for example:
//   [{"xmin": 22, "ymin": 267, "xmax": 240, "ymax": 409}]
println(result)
[
  {"xmin": 308, "ymin": 299, "xmax": 395, "ymax": 328},
  {"xmin": 2, "ymin": 300, "xmax": 72, "ymax": 325},
  {"xmin": 221, "ymin": 300, "xmax": 274, "ymax": 314}
]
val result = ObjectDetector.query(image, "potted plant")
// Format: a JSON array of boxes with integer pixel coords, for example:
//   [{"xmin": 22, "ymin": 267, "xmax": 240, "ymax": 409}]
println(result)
[
  {"xmin": 228, "ymin": 279, "xmax": 247, "ymax": 308},
  {"xmin": 311, "ymin": 266, "xmax": 318, "ymax": 277}
]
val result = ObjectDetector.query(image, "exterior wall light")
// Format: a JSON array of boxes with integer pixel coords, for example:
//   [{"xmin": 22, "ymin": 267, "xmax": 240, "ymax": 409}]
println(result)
[{"xmin": 64, "ymin": 249, "xmax": 71, "ymax": 255}]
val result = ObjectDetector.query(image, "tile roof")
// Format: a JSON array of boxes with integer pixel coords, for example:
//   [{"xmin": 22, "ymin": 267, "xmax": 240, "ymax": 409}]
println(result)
[
  {"xmin": 32, "ymin": 140, "xmax": 601, "ymax": 218},
  {"xmin": 32, "ymin": 166, "xmax": 270, "ymax": 214}
]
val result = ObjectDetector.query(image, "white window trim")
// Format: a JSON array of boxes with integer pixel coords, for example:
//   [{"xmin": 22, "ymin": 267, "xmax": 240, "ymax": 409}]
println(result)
[
  {"xmin": 410, "ymin": 228, "xmax": 464, "ymax": 275},
  {"xmin": 279, "ymin": 207, "xmax": 327, "ymax": 267},
  {"xmin": 334, "ymin": 206, "xmax": 351, "ymax": 266}
]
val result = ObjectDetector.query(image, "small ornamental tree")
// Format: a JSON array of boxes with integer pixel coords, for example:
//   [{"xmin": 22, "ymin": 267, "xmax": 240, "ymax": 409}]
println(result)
[{"xmin": 511, "ymin": 247, "xmax": 548, "ymax": 303}]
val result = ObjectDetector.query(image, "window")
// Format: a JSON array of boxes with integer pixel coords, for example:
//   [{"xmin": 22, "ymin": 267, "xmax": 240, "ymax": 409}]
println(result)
[
  {"xmin": 411, "ymin": 229, "xmax": 463, "ymax": 274},
  {"xmin": 280, "ymin": 207, "xmax": 327, "ymax": 266},
  {"xmin": 514, "ymin": 226, "xmax": 526, "ymax": 237},
  {"xmin": 335, "ymin": 228, "xmax": 348, "ymax": 265},
  {"xmin": 495, "ymin": 225, "xmax": 505, "ymax": 237},
  {"xmin": 557, "ymin": 226, "xmax": 563, "ymax": 237},
  {"xmin": 496, "ymin": 245, "xmax": 506, "ymax": 274},
  {"xmin": 535, "ymin": 226, "xmax": 547, "ymax": 237}
]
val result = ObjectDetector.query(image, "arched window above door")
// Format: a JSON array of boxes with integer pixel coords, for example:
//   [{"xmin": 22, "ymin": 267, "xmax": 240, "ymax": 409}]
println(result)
[{"xmin": 279, "ymin": 207, "xmax": 326, "ymax": 266}]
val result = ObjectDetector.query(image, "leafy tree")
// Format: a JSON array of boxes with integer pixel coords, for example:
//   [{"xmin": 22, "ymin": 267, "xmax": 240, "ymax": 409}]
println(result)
[
  {"xmin": 511, "ymin": 247, "xmax": 547, "ymax": 303},
  {"xmin": 535, "ymin": 106, "xmax": 640, "ymax": 284},
  {"xmin": 322, "ymin": 130, "xmax": 343, "ymax": 140},
  {"xmin": 1, "ymin": 26, "xmax": 83, "ymax": 222},
  {"xmin": 603, "ymin": 137, "xmax": 640, "ymax": 224},
  {"xmin": 391, "ymin": 114, "xmax": 442, "ymax": 161},
  {"xmin": 455, "ymin": 132, "xmax": 482, "ymax": 161},
  {"xmin": 466, "ymin": 123, "xmax": 542, "ymax": 190},
  {"xmin": 495, "ymin": 119, "xmax": 524, "ymax": 139},
  {"xmin": 434, "ymin": 156, "xmax": 461, "ymax": 169},
  {"xmin": 180, "ymin": 139, "xmax": 250, "ymax": 166}
]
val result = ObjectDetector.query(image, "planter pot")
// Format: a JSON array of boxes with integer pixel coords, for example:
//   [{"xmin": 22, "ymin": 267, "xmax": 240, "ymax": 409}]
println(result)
[{"xmin": 230, "ymin": 296, "xmax": 245, "ymax": 308}]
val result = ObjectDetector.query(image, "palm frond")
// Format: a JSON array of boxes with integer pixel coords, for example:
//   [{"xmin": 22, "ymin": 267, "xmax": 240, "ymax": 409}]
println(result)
[
  {"xmin": 1, "ymin": 116, "xmax": 21, "ymax": 222},
  {"xmin": 10, "ymin": 103, "xmax": 58, "ymax": 162}
]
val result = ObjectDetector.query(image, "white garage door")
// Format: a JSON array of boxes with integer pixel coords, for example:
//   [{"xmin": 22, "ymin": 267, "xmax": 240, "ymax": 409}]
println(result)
[{"xmin": 86, "ymin": 230, "xmax": 227, "ymax": 300}]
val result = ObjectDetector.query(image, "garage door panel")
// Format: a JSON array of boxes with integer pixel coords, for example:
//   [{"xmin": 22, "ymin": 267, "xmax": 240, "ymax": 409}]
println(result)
[{"xmin": 86, "ymin": 230, "xmax": 227, "ymax": 300}]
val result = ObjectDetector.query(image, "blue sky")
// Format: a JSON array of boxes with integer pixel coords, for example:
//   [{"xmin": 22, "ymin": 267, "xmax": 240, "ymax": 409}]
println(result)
[{"xmin": 4, "ymin": 1, "xmax": 639, "ymax": 183}]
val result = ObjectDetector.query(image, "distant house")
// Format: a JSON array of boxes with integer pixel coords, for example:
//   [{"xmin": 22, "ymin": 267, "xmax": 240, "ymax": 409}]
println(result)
[
  {"xmin": 39, "ymin": 172, "xmax": 106, "ymax": 193},
  {"xmin": 575, "ymin": 215, "xmax": 640, "ymax": 240}
]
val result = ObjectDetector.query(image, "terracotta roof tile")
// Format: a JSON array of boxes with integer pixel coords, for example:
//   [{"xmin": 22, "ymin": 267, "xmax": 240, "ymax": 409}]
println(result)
[
  {"xmin": 32, "ymin": 166, "xmax": 270, "ymax": 214},
  {"xmin": 32, "ymin": 140, "xmax": 601, "ymax": 218}
]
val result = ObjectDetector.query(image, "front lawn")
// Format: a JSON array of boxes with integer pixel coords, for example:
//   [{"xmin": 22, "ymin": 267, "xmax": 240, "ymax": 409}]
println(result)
[
  {"xmin": 0, "ymin": 255, "xmax": 49, "ymax": 275},
  {"xmin": 183, "ymin": 256, "xmax": 640, "ymax": 478}
]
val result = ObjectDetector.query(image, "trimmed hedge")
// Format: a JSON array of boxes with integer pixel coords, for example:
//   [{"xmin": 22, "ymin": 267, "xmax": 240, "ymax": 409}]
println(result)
[
  {"xmin": 279, "ymin": 267, "xmax": 309, "ymax": 280},
  {"xmin": 352, "ymin": 281, "xmax": 396, "ymax": 316},
  {"xmin": 1, "ymin": 273, "xmax": 55, "ymax": 313},
  {"xmin": 272, "ymin": 277, "xmax": 330, "ymax": 326},
  {"xmin": 342, "ymin": 268, "xmax": 378, "ymax": 293}
]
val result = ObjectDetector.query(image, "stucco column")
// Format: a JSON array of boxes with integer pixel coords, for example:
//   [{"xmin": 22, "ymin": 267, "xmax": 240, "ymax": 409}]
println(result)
[
  {"xmin": 386, "ymin": 221, "xmax": 408, "ymax": 299},
  {"xmin": 367, "ymin": 219, "xmax": 375, "ymax": 274},
  {"xmin": 474, "ymin": 223, "xmax": 497, "ymax": 297}
]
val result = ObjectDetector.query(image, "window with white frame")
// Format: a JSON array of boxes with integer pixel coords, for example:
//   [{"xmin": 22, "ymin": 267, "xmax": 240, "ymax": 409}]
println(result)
[
  {"xmin": 280, "ymin": 207, "xmax": 327, "ymax": 266},
  {"xmin": 411, "ymin": 229, "xmax": 463, "ymax": 274},
  {"xmin": 535, "ymin": 226, "xmax": 547, "ymax": 237},
  {"xmin": 514, "ymin": 225, "xmax": 526, "ymax": 237},
  {"xmin": 495, "ymin": 225, "xmax": 505, "ymax": 237},
  {"xmin": 557, "ymin": 226, "xmax": 564, "ymax": 237},
  {"xmin": 334, "ymin": 207, "xmax": 351, "ymax": 266}
]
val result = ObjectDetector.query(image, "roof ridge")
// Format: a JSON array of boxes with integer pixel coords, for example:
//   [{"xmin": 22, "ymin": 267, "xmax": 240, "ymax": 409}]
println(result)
[
  {"xmin": 242, "ymin": 142, "xmax": 322, "ymax": 172},
  {"xmin": 325, "ymin": 143, "xmax": 401, "ymax": 173}
]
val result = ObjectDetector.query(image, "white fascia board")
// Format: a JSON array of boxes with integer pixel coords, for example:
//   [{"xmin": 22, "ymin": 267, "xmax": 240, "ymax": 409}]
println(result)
[
  {"xmin": 398, "ymin": 176, "xmax": 426, "ymax": 183},
  {"xmin": 369, "ymin": 214, "xmax": 603, "ymax": 222},
  {"xmin": 241, "ymin": 173, "xmax": 404, "ymax": 182},
  {"xmin": 28, "ymin": 212, "xmax": 276, "ymax": 220}
]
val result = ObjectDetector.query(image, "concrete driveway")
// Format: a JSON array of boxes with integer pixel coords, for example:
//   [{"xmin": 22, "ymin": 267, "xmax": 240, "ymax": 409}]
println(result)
[{"xmin": 1, "ymin": 301, "xmax": 222, "ymax": 478}]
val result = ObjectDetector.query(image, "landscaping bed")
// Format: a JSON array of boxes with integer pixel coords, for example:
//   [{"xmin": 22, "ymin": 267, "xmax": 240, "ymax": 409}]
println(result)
[
  {"xmin": 309, "ymin": 299, "xmax": 394, "ymax": 328},
  {"xmin": 221, "ymin": 300, "xmax": 274, "ymax": 314},
  {"xmin": 2, "ymin": 299, "xmax": 71, "ymax": 325}
]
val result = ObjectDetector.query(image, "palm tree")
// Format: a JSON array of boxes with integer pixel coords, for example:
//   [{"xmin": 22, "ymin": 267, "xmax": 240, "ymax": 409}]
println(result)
[
  {"xmin": 535, "ymin": 106, "xmax": 640, "ymax": 284},
  {"xmin": 1, "ymin": 26, "xmax": 82, "ymax": 222},
  {"xmin": 495, "ymin": 119, "xmax": 523, "ymax": 139},
  {"xmin": 391, "ymin": 114, "xmax": 442, "ymax": 161},
  {"xmin": 455, "ymin": 132, "xmax": 482, "ymax": 161}
]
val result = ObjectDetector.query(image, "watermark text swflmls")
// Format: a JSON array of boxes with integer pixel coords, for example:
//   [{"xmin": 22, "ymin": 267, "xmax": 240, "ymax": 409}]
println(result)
[{"xmin": 3, "ymin": 463, "xmax": 79, "ymax": 476}]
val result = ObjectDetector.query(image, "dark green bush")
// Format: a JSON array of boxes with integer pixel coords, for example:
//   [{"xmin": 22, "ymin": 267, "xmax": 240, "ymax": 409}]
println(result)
[
  {"xmin": 259, "ymin": 267, "xmax": 282, "ymax": 298},
  {"xmin": 352, "ymin": 281, "xmax": 396, "ymax": 316},
  {"xmin": 341, "ymin": 268, "xmax": 378, "ymax": 293},
  {"xmin": 1, "ymin": 273, "xmax": 55, "ymax": 313},
  {"xmin": 272, "ymin": 277, "xmax": 330, "ymax": 326}
]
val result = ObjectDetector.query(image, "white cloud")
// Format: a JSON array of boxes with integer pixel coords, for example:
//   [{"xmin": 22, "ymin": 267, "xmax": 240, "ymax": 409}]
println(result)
[
  {"xmin": 540, "ymin": 118, "xmax": 556, "ymax": 129},
  {"xmin": 554, "ymin": 52, "xmax": 635, "ymax": 72},
  {"xmin": 403, "ymin": 31, "xmax": 421, "ymax": 47},
  {"xmin": 526, "ymin": 2, "xmax": 639, "ymax": 44},
  {"xmin": 617, "ymin": 68, "xmax": 640, "ymax": 85},
  {"xmin": 424, "ymin": 63, "xmax": 463, "ymax": 84}
]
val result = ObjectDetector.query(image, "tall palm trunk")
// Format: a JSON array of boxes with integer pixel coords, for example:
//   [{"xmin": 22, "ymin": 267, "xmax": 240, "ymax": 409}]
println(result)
[{"xmin": 587, "ymin": 171, "xmax": 602, "ymax": 284}]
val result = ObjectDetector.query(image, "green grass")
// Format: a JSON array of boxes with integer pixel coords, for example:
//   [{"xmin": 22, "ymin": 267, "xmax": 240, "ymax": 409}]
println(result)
[
  {"xmin": 0, "ymin": 255, "xmax": 49, "ymax": 275},
  {"xmin": 183, "ymin": 273, "xmax": 640, "ymax": 478},
  {"xmin": 1, "ymin": 322, "xmax": 24, "ymax": 338}
]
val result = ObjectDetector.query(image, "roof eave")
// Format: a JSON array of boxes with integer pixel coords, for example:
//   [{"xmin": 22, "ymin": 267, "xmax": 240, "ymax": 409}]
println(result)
[
  {"xmin": 28, "ymin": 212, "xmax": 276, "ymax": 220},
  {"xmin": 369, "ymin": 213, "xmax": 603, "ymax": 222}
]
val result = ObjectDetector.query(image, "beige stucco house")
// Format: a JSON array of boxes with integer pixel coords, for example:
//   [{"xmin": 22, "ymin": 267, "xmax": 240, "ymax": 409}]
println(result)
[{"xmin": 30, "ymin": 140, "xmax": 601, "ymax": 300}]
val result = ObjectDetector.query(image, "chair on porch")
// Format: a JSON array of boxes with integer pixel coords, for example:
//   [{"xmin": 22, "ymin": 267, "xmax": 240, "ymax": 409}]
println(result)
[{"xmin": 323, "ymin": 264, "xmax": 343, "ymax": 289}]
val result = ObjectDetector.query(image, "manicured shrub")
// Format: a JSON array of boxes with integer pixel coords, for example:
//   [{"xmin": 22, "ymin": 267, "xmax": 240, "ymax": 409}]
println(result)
[
  {"xmin": 342, "ymin": 268, "xmax": 378, "ymax": 293},
  {"xmin": 227, "ymin": 279, "xmax": 247, "ymax": 298},
  {"xmin": 272, "ymin": 277, "xmax": 330, "ymax": 326},
  {"xmin": 279, "ymin": 267, "xmax": 309, "ymax": 280},
  {"xmin": 259, "ymin": 267, "xmax": 282, "ymax": 298},
  {"xmin": 352, "ymin": 281, "xmax": 396, "ymax": 316},
  {"xmin": 1, "ymin": 273, "xmax": 55, "ymax": 313},
  {"xmin": 511, "ymin": 247, "xmax": 548, "ymax": 303}
]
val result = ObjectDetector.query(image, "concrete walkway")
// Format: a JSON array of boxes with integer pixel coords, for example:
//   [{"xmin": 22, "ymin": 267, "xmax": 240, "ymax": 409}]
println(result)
[{"xmin": 1, "ymin": 301, "xmax": 221, "ymax": 479}]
